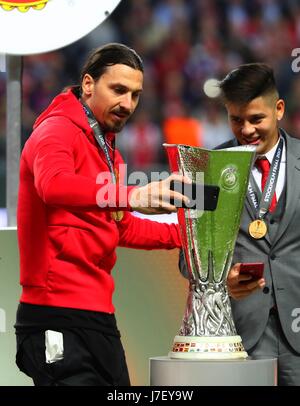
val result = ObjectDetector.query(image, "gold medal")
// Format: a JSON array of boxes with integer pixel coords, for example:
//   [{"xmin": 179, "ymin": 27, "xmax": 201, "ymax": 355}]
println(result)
[
  {"xmin": 111, "ymin": 210, "xmax": 124, "ymax": 222},
  {"xmin": 248, "ymin": 219, "xmax": 267, "ymax": 239},
  {"xmin": 110, "ymin": 168, "xmax": 124, "ymax": 221}
]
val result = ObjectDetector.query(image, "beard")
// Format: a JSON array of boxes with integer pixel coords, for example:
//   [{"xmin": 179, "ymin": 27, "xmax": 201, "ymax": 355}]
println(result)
[
  {"xmin": 103, "ymin": 112, "xmax": 130, "ymax": 133},
  {"xmin": 111, "ymin": 120, "xmax": 127, "ymax": 133},
  {"xmin": 102, "ymin": 120, "xmax": 126, "ymax": 134}
]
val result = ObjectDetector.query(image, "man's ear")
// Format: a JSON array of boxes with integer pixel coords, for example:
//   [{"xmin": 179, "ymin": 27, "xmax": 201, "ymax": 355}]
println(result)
[
  {"xmin": 276, "ymin": 99, "xmax": 285, "ymax": 121},
  {"xmin": 81, "ymin": 74, "xmax": 94, "ymax": 97}
]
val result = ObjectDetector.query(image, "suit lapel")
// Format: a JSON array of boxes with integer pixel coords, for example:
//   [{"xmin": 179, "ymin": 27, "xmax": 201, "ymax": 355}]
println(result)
[
  {"xmin": 272, "ymin": 131, "xmax": 300, "ymax": 247},
  {"xmin": 245, "ymin": 193, "xmax": 255, "ymax": 220}
]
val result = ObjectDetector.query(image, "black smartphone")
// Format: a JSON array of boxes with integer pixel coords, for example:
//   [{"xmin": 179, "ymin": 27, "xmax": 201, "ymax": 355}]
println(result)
[
  {"xmin": 170, "ymin": 180, "xmax": 220, "ymax": 211},
  {"xmin": 240, "ymin": 262, "xmax": 264, "ymax": 280}
]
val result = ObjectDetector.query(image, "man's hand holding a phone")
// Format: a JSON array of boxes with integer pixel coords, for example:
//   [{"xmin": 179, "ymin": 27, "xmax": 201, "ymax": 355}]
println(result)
[{"xmin": 227, "ymin": 262, "xmax": 266, "ymax": 300}]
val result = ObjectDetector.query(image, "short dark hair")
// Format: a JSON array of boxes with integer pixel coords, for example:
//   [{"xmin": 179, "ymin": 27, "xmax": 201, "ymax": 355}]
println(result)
[
  {"xmin": 80, "ymin": 42, "xmax": 144, "ymax": 83},
  {"xmin": 219, "ymin": 63, "xmax": 278, "ymax": 104}
]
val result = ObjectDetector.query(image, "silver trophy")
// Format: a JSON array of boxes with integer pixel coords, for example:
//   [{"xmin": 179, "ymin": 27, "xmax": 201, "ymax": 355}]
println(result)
[{"xmin": 164, "ymin": 144, "xmax": 256, "ymax": 359}]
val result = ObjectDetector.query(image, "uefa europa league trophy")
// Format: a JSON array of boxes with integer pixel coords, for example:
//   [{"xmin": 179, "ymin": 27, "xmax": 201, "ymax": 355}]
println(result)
[{"xmin": 164, "ymin": 144, "xmax": 256, "ymax": 359}]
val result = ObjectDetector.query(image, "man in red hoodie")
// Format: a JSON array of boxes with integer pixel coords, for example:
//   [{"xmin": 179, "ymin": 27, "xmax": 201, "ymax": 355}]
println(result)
[{"xmin": 15, "ymin": 43, "xmax": 189, "ymax": 386}]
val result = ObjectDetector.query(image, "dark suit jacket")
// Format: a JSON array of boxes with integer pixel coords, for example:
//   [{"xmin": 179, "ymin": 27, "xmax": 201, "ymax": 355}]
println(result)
[{"xmin": 180, "ymin": 130, "xmax": 300, "ymax": 352}]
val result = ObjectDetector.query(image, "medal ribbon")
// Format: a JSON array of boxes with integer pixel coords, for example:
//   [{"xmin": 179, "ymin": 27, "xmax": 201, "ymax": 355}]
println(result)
[
  {"xmin": 248, "ymin": 137, "xmax": 283, "ymax": 219},
  {"xmin": 81, "ymin": 102, "xmax": 116, "ymax": 184}
]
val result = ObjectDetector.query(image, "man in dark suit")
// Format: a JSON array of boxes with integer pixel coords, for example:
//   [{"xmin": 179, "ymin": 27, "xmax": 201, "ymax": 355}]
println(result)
[{"xmin": 180, "ymin": 63, "xmax": 300, "ymax": 385}]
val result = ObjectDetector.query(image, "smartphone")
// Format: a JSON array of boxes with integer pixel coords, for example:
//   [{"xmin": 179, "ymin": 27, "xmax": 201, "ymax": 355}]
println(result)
[
  {"xmin": 170, "ymin": 180, "xmax": 220, "ymax": 211},
  {"xmin": 240, "ymin": 262, "xmax": 264, "ymax": 280}
]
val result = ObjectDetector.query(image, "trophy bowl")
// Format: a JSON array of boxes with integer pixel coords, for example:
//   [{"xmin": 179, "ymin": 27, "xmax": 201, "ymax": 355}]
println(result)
[{"xmin": 164, "ymin": 143, "xmax": 256, "ymax": 359}]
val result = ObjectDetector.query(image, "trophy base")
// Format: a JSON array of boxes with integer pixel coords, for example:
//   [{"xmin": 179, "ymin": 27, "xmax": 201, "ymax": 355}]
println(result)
[{"xmin": 169, "ymin": 335, "xmax": 248, "ymax": 359}]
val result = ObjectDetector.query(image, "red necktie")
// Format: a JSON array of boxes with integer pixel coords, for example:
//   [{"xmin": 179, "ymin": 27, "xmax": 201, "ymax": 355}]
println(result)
[{"xmin": 256, "ymin": 158, "xmax": 277, "ymax": 213}]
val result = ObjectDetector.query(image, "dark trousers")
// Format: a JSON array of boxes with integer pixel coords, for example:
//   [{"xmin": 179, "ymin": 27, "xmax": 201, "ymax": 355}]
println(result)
[
  {"xmin": 16, "ymin": 328, "xmax": 130, "ymax": 386},
  {"xmin": 248, "ymin": 311, "xmax": 300, "ymax": 386}
]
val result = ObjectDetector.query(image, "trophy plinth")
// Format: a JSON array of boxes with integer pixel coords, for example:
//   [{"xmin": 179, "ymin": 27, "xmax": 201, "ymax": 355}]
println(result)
[{"xmin": 164, "ymin": 143, "xmax": 256, "ymax": 360}]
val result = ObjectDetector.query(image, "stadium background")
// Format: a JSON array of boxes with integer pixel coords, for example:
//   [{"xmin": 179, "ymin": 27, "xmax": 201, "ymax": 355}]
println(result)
[{"xmin": 1, "ymin": 0, "xmax": 300, "ymax": 385}]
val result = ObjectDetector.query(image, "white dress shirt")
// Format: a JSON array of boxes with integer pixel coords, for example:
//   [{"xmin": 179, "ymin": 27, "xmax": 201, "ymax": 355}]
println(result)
[{"xmin": 252, "ymin": 137, "xmax": 286, "ymax": 199}]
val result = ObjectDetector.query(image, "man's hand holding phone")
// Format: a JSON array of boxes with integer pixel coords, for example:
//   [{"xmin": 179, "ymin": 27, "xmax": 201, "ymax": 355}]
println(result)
[
  {"xmin": 240, "ymin": 262, "xmax": 264, "ymax": 281},
  {"xmin": 227, "ymin": 262, "xmax": 266, "ymax": 300}
]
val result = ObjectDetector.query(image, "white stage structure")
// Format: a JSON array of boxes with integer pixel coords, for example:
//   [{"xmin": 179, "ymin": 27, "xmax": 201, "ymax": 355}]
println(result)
[{"xmin": 0, "ymin": 0, "xmax": 122, "ymax": 225}]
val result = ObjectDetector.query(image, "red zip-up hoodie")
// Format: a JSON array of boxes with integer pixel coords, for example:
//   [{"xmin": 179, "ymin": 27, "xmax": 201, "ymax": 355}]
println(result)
[{"xmin": 17, "ymin": 89, "xmax": 181, "ymax": 313}]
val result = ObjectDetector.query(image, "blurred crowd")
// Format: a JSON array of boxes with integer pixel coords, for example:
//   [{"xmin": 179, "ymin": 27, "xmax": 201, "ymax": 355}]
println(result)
[{"xmin": 1, "ymin": 0, "xmax": 300, "ymax": 207}]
